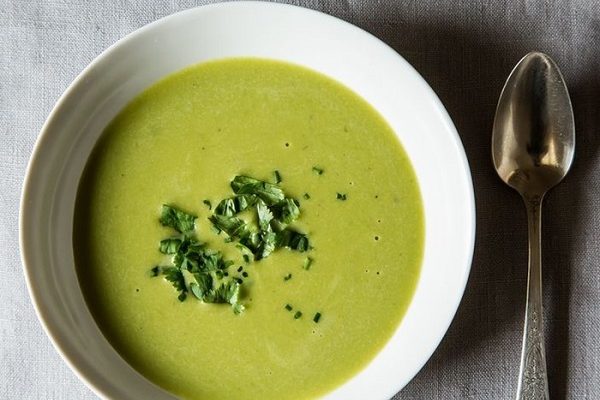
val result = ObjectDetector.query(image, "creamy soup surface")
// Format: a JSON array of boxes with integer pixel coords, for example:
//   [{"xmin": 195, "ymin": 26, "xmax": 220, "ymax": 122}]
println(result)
[{"xmin": 75, "ymin": 58, "xmax": 424, "ymax": 400}]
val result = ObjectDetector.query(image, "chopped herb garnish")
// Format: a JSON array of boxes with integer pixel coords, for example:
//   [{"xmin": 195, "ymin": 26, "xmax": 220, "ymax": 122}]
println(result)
[
  {"xmin": 215, "ymin": 194, "xmax": 257, "ymax": 216},
  {"xmin": 303, "ymin": 257, "xmax": 313, "ymax": 270},
  {"xmin": 336, "ymin": 193, "xmax": 347, "ymax": 201},
  {"xmin": 208, "ymin": 175, "xmax": 310, "ymax": 260},
  {"xmin": 233, "ymin": 303, "xmax": 245, "ymax": 315},
  {"xmin": 159, "ymin": 238, "xmax": 182, "ymax": 254},
  {"xmin": 151, "ymin": 209, "xmax": 244, "ymax": 313},
  {"xmin": 153, "ymin": 173, "xmax": 316, "ymax": 317},
  {"xmin": 312, "ymin": 166, "xmax": 324, "ymax": 175},
  {"xmin": 256, "ymin": 201, "xmax": 274, "ymax": 231},
  {"xmin": 313, "ymin": 312, "xmax": 322, "ymax": 323},
  {"xmin": 231, "ymin": 175, "xmax": 284, "ymax": 206},
  {"xmin": 161, "ymin": 266, "xmax": 187, "ymax": 301},
  {"xmin": 272, "ymin": 198, "xmax": 300, "ymax": 224},
  {"xmin": 275, "ymin": 229, "xmax": 310, "ymax": 252},
  {"xmin": 209, "ymin": 214, "xmax": 253, "ymax": 240},
  {"xmin": 159, "ymin": 205, "xmax": 197, "ymax": 233}
]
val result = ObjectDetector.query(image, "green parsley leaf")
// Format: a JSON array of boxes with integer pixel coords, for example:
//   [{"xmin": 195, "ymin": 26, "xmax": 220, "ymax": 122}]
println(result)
[
  {"xmin": 239, "ymin": 232, "xmax": 261, "ymax": 254},
  {"xmin": 214, "ymin": 194, "xmax": 258, "ymax": 217},
  {"xmin": 204, "ymin": 280, "xmax": 241, "ymax": 305},
  {"xmin": 231, "ymin": 175, "xmax": 284, "ymax": 206},
  {"xmin": 161, "ymin": 267, "xmax": 187, "ymax": 301},
  {"xmin": 256, "ymin": 201, "xmax": 274, "ymax": 231},
  {"xmin": 192, "ymin": 273, "xmax": 213, "ymax": 297},
  {"xmin": 189, "ymin": 282, "xmax": 203, "ymax": 299},
  {"xmin": 272, "ymin": 198, "xmax": 300, "ymax": 224},
  {"xmin": 159, "ymin": 238, "xmax": 182, "ymax": 254},
  {"xmin": 200, "ymin": 248, "xmax": 231, "ymax": 272},
  {"xmin": 209, "ymin": 215, "xmax": 253, "ymax": 239},
  {"xmin": 159, "ymin": 205, "xmax": 197, "ymax": 233},
  {"xmin": 275, "ymin": 229, "xmax": 310, "ymax": 252},
  {"xmin": 256, "ymin": 230, "xmax": 276, "ymax": 260}
]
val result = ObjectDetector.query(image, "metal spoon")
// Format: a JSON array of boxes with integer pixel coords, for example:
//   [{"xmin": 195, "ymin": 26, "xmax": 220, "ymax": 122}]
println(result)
[{"xmin": 492, "ymin": 52, "xmax": 575, "ymax": 400}]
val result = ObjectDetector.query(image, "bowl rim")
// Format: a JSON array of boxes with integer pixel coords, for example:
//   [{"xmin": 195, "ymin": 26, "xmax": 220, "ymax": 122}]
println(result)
[{"xmin": 19, "ymin": 2, "xmax": 476, "ymax": 399}]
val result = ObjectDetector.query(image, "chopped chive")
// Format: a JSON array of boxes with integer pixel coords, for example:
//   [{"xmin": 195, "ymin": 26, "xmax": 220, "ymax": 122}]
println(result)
[
  {"xmin": 233, "ymin": 303, "xmax": 245, "ymax": 315},
  {"xmin": 243, "ymin": 254, "xmax": 250, "ymax": 263},
  {"xmin": 285, "ymin": 304, "xmax": 293, "ymax": 311},
  {"xmin": 202, "ymin": 199, "xmax": 212, "ymax": 210},
  {"xmin": 284, "ymin": 273, "xmax": 292, "ymax": 281},
  {"xmin": 294, "ymin": 311, "xmax": 302, "ymax": 319},
  {"xmin": 224, "ymin": 272, "xmax": 229, "ymax": 277},
  {"xmin": 336, "ymin": 193, "xmax": 347, "ymax": 201},
  {"xmin": 242, "ymin": 271, "xmax": 249, "ymax": 278},
  {"xmin": 313, "ymin": 312, "xmax": 322, "ymax": 323},
  {"xmin": 237, "ymin": 266, "xmax": 243, "ymax": 272},
  {"xmin": 150, "ymin": 266, "xmax": 161, "ymax": 277},
  {"xmin": 303, "ymin": 257, "xmax": 313, "ymax": 270},
  {"xmin": 274, "ymin": 170, "xmax": 282, "ymax": 184},
  {"xmin": 177, "ymin": 292, "xmax": 187, "ymax": 302},
  {"xmin": 312, "ymin": 166, "xmax": 324, "ymax": 175},
  {"xmin": 303, "ymin": 193, "xmax": 311, "ymax": 200},
  {"xmin": 236, "ymin": 278, "xmax": 243, "ymax": 284}
]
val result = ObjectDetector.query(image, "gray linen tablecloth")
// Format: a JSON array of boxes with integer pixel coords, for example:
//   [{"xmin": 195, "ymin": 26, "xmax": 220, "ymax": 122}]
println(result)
[{"xmin": 1, "ymin": 1, "xmax": 599, "ymax": 398}]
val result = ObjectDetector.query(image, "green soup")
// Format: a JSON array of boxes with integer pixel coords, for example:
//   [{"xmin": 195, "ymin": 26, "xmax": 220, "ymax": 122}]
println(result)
[{"xmin": 75, "ymin": 58, "xmax": 424, "ymax": 400}]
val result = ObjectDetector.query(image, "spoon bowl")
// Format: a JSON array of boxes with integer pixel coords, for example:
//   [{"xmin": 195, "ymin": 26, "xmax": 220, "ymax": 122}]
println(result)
[{"xmin": 493, "ymin": 52, "xmax": 575, "ymax": 199}]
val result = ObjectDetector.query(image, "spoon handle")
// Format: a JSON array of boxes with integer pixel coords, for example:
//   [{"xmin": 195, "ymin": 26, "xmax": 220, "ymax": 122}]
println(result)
[{"xmin": 516, "ymin": 196, "xmax": 549, "ymax": 400}]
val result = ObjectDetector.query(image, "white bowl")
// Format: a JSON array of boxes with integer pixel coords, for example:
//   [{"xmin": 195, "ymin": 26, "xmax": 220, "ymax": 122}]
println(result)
[{"xmin": 20, "ymin": 2, "xmax": 475, "ymax": 399}]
